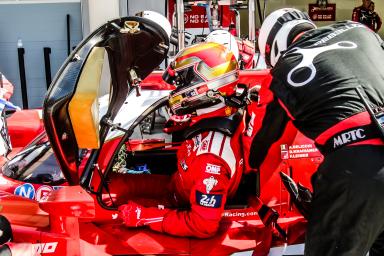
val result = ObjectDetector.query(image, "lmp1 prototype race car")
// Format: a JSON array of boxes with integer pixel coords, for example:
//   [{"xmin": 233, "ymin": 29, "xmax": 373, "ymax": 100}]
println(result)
[{"xmin": 0, "ymin": 16, "xmax": 323, "ymax": 256}]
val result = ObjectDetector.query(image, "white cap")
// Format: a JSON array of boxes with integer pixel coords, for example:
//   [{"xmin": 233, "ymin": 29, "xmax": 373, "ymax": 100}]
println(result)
[
  {"xmin": 206, "ymin": 29, "xmax": 239, "ymax": 61},
  {"xmin": 137, "ymin": 10, "xmax": 172, "ymax": 39}
]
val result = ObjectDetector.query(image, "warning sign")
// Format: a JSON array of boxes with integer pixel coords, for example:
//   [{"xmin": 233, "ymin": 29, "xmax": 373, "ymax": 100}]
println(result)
[
  {"xmin": 184, "ymin": 7, "xmax": 208, "ymax": 28},
  {"xmin": 308, "ymin": 3, "xmax": 336, "ymax": 21}
]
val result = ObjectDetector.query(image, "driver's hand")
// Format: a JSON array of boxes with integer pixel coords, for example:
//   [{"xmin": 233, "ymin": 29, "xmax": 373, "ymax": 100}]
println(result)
[{"xmin": 118, "ymin": 201, "xmax": 145, "ymax": 227}]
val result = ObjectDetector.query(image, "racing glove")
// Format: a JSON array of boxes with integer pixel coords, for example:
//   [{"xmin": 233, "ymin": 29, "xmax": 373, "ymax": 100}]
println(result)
[
  {"xmin": 248, "ymin": 196, "xmax": 278, "ymax": 227},
  {"xmin": 280, "ymin": 171, "xmax": 312, "ymax": 219},
  {"xmin": 248, "ymin": 196, "xmax": 287, "ymax": 238},
  {"xmin": 118, "ymin": 201, "xmax": 169, "ymax": 230}
]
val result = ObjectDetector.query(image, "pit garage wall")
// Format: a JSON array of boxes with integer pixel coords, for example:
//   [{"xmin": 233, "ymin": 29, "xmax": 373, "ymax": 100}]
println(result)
[
  {"xmin": 0, "ymin": 0, "xmax": 165, "ymax": 108},
  {"xmin": 81, "ymin": 0, "xmax": 167, "ymax": 37},
  {"xmin": 241, "ymin": 0, "xmax": 384, "ymax": 39},
  {"xmin": 1, "ymin": 0, "xmax": 382, "ymax": 108},
  {"xmin": 125, "ymin": 0, "xmax": 166, "ymax": 16},
  {"xmin": 0, "ymin": 0, "xmax": 83, "ymax": 108}
]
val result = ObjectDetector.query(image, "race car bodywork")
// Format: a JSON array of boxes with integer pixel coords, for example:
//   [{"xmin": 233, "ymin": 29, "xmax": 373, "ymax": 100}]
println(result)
[
  {"xmin": 0, "ymin": 16, "xmax": 322, "ymax": 256},
  {"xmin": 0, "ymin": 75, "xmax": 44, "ymax": 164}
]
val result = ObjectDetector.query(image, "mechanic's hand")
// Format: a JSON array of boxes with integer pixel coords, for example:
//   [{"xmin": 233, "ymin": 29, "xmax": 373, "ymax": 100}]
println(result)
[{"xmin": 118, "ymin": 201, "xmax": 145, "ymax": 227}]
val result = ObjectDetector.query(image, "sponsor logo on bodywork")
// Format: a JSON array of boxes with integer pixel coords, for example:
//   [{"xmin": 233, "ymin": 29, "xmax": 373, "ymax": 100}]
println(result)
[
  {"xmin": 14, "ymin": 184, "xmax": 61, "ymax": 201},
  {"xmin": 280, "ymin": 143, "xmax": 320, "ymax": 159},
  {"xmin": 36, "ymin": 185, "xmax": 53, "ymax": 201},
  {"xmin": 33, "ymin": 242, "xmax": 58, "ymax": 254},
  {"xmin": 222, "ymin": 211, "xmax": 258, "ymax": 218},
  {"xmin": 14, "ymin": 183, "xmax": 35, "ymax": 200}
]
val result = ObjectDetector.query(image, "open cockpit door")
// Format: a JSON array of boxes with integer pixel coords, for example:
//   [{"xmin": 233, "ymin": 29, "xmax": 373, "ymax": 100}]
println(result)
[{"xmin": 43, "ymin": 17, "xmax": 169, "ymax": 184}]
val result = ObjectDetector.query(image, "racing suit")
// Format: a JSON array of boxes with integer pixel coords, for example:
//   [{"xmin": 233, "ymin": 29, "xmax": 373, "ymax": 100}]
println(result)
[
  {"xmin": 119, "ymin": 117, "xmax": 244, "ymax": 238},
  {"xmin": 249, "ymin": 21, "xmax": 384, "ymax": 255},
  {"xmin": 352, "ymin": 5, "xmax": 382, "ymax": 32}
]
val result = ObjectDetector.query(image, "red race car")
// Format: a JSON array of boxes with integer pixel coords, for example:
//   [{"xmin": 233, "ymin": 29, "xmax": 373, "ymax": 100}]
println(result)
[{"xmin": 0, "ymin": 16, "xmax": 322, "ymax": 256}]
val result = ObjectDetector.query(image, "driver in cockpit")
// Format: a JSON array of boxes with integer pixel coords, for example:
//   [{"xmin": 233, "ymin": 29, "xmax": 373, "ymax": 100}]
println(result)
[{"xmin": 118, "ymin": 42, "xmax": 245, "ymax": 238}]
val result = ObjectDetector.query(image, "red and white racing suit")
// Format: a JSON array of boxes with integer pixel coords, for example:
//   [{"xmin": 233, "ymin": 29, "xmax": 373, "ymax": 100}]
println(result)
[{"xmin": 119, "ymin": 121, "xmax": 244, "ymax": 238}]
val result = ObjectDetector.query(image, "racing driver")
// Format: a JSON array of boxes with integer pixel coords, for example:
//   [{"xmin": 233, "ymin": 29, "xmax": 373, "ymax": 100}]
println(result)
[
  {"xmin": 251, "ymin": 8, "xmax": 384, "ymax": 256},
  {"xmin": 118, "ymin": 42, "xmax": 245, "ymax": 238}
]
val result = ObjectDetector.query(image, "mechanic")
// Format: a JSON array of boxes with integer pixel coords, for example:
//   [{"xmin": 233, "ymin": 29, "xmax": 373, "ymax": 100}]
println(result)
[
  {"xmin": 118, "ymin": 42, "xmax": 245, "ymax": 238},
  {"xmin": 251, "ymin": 8, "xmax": 384, "ymax": 256},
  {"xmin": 368, "ymin": 1, "xmax": 382, "ymax": 33},
  {"xmin": 352, "ymin": 0, "xmax": 382, "ymax": 32}
]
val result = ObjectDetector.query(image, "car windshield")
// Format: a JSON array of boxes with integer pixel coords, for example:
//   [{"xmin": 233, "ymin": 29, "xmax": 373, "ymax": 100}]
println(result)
[{"xmin": 1, "ymin": 134, "xmax": 65, "ymax": 185}]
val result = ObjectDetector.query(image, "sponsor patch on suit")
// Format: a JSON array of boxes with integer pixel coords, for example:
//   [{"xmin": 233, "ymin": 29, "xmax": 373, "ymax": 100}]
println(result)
[{"xmin": 196, "ymin": 190, "xmax": 222, "ymax": 208}]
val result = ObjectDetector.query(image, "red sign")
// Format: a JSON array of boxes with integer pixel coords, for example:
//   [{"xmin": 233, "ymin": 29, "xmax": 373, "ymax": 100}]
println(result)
[
  {"xmin": 183, "ymin": 6, "xmax": 235, "ymax": 28},
  {"xmin": 308, "ymin": 4, "xmax": 336, "ymax": 21},
  {"xmin": 184, "ymin": 6, "xmax": 208, "ymax": 28}
]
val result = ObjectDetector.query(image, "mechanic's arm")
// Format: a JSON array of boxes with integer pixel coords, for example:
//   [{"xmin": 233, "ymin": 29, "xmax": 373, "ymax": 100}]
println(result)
[
  {"xmin": 376, "ymin": 14, "xmax": 382, "ymax": 32},
  {"xmin": 119, "ymin": 155, "xmax": 231, "ymax": 238},
  {"xmin": 352, "ymin": 8, "xmax": 359, "ymax": 22}
]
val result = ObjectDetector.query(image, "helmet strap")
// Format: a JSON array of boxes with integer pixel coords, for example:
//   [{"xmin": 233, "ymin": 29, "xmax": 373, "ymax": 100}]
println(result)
[
  {"xmin": 183, "ymin": 113, "xmax": 242, "ymax": 139},
  {"xmin": 224, "ymin": 84, "xmax": 249, "ymax": 108},
  {"xmin": 204, "ymin": 84, "xmax": 248, "ymax": 109}
]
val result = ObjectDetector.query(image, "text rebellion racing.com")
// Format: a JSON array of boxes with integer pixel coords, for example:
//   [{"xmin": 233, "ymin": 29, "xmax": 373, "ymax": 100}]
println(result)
[{"xmin": 223, "ymin": 211, "xmax": 258, "ymax": 218}]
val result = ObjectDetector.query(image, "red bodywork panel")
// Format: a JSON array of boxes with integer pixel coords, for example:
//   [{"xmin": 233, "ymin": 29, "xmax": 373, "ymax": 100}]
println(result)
[
  {"xmin": 260, "ymin": 131, "xmax": 323, "ymax": 216},
  {"xmin": 0, "ymin": 110, "xmax": 44, "ymax": 165},
  {"xmin": 7, "ymin": 109, "xmax": 44, "ymax": 148},
  {"xmin": 239, "ymin": 69, "xmax": 271, "ymax": 87}
]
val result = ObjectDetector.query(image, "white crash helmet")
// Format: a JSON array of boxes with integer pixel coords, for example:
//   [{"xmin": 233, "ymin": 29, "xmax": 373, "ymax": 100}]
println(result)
[
  {"xmin": 206, "ymin": 29, "xmax": 239, "ymax": 61},
  {"xmin": 136, "ymin": 10, "xmax": 172, "ymax": 39},
  {"xmin": 258, "ymin": 8, "xmax": 316, "ymax": 67}
]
